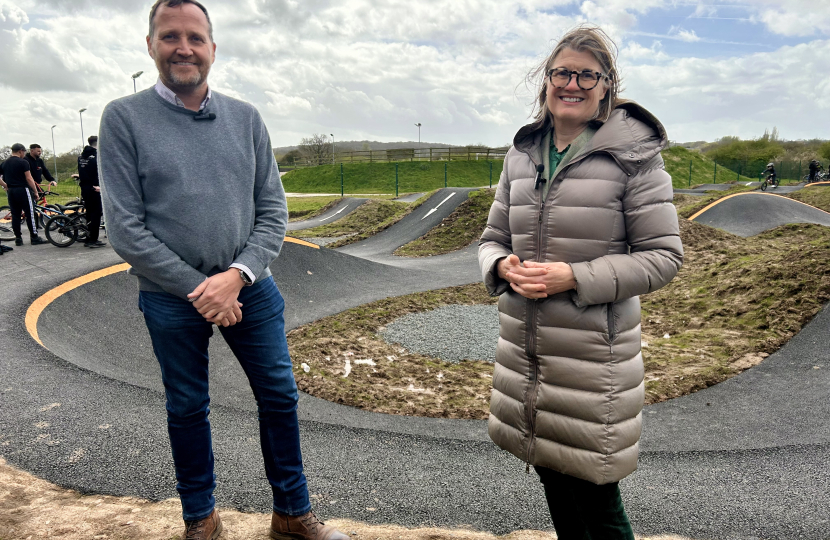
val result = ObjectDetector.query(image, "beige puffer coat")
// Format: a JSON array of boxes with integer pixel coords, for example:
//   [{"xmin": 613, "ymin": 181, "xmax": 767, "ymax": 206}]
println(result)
[{"xmin": 479, "ymin": 102, "xmax": 683, "ymax": 485}]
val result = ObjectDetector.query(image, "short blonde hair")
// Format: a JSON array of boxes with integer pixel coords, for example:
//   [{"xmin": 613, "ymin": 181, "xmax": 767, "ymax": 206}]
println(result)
[{"xmin": 528, "ymin": 25, "xmax": 622, "ymax": 124}]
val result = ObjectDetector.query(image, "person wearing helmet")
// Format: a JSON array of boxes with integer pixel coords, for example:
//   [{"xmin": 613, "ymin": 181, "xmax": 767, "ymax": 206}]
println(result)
[
  {"xmin": 808, "ymin": 160, "xmax": 821, "ymax": 183},
  {"xmin": 763, "ymin": 162, "xmax": 778, "ymax": 189}
]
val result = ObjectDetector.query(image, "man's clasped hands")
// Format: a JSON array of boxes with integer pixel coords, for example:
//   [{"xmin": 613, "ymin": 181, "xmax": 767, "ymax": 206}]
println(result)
[{"xmin": 187, "ymin": 269, "xmax": 246, "ymax": 327}]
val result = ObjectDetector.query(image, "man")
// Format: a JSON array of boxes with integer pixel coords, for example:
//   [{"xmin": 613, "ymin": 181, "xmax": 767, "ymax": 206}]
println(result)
[
  {"xmin": 0, "ymin": 143, "xmax": 48, "ymax": 246},
  {"xmin": 98, "ymin": 2, "xmax": 348, "ymax": 540},
  {"xmin": 25, "ymin": 144, "xmax": 58, "ymax": 195},
  {"xmin": 77, "ymin": 136, "xmax": 106, "ymax": 248},
  {"xmin": 808, "ymin": 159, "xmax": 821, "ymax": 183}
]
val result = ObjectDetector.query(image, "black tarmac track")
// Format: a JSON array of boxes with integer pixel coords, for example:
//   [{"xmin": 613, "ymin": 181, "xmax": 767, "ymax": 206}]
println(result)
[
  {"xmin": 287, "ymin": 198, "xmax": 368, "ymax": 231},
  {"xmin": 2, "ymin": 188, "xmax": 830, "ymax": 539},
  {"xmin": 692, "ymin": 192, "xmax": 830, "ymax": 236}
]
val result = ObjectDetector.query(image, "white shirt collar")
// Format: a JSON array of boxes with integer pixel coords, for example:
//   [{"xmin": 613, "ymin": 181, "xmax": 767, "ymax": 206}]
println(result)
[{"xmin": 154, "ymin": 78, "xmax": 212, "ymax": 111}]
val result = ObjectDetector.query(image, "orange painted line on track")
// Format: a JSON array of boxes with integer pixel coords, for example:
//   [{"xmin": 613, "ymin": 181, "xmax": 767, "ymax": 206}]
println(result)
[
  {"xmin": 284, "ymin": 237, "xmax": 320, "ymax": 249},
  {"xmin": 26, "ymin": 238, "xmax": 317, "ymax": 348},
  {"xmin": 687, "ymin": 192, "xmax": 830, "ymax": 222},
  {"xmin": 25, "ymin": 263, "xmax": 132, "ymax": 348}
]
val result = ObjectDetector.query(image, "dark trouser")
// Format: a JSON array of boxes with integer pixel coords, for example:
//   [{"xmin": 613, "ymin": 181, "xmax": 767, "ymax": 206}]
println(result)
[
  {"xmin": 81, "ymin": 187, "xmax": 102, "ymax": 243},
  {"xmin": 536, "ymin": 466, "xmax": 635, "ymax": 540},
  {"xmin": 138, "ymin": 278, "xmax": 311, "ymax": 522},
  {"xmin": 6, "ymin": 187, "xmax": 39, "ymax": 239}
]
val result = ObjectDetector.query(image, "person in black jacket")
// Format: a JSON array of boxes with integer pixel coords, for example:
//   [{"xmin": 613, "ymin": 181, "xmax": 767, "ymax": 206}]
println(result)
[
  {"xmin": 78, "ymin": 135, "xmax": 106, "ymax": 248},
  {"xmin": 0, "ymin": 143, "xmax": 48, "ymax": 245},
  {"xmin": 25, "ymin": 144, "xmax": 58, "ymax": 197}
]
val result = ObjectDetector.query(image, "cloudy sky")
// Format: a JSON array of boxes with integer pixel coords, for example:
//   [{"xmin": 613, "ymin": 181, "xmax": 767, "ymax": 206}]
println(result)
[{"xmin": 1, "ymin": 0, "xmax": 829, "ymax": 154}]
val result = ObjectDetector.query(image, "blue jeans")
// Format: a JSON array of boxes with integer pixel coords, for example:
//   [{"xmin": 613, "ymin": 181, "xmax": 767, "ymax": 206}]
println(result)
[{"xmin": 139, "ymin": 278, "xmax": 311, "ymax": 521}]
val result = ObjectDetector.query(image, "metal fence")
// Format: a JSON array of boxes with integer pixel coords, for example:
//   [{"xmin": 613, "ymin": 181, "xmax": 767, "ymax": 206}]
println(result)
[
  {"xmin": 714, "ymin": 159, "xmax": 819, "ymax": 182},
  {"xmin": 281, "ymin": 146, "xmax": 509, "ymax": 169}
]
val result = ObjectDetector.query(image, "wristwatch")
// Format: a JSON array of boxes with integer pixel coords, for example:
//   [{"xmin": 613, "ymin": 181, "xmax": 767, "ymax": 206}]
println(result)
[{"xmin": 238, "ymin": 269, "xmax": 253, "ymax": 286}]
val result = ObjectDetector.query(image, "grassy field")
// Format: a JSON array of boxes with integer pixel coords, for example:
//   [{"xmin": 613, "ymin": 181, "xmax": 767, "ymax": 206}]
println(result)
[
  {"xmin": 282, "ymin": 161, "xmax": 502, "ymax": 194},
  {"xmin": 282, "ymin": 147, "xmax": 764, "ymax": 194}
]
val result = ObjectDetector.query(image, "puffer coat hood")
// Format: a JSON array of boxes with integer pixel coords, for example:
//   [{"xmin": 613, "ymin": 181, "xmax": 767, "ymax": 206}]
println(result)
[
  {"xmin": 479, "ymin": 101, "xmax": 683, "ymax": 485},
  {"xmin": 81, "ymin": 145, "xmax": 97, "ymax": 158}
]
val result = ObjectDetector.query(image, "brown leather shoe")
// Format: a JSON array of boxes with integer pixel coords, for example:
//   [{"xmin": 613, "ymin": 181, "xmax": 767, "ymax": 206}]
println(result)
[
  {"xmin": 182, "ymin": 509, "xmax": 223, "ymax": 540},
  {"xmin": 270, "ymin": 510, "xmax": 348, "ymax": 540}
]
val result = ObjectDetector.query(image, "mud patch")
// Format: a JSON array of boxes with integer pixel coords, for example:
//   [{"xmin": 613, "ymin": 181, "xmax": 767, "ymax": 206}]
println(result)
[{"xmin": 289, "ymin": 219, "xmax": 830, "ymax": 418}]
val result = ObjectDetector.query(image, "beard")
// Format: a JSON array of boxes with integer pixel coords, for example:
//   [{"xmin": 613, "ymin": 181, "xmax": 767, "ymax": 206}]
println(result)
[{"xmin": 167, "ymin": 65, "xmax": 206, "ymax": 87}]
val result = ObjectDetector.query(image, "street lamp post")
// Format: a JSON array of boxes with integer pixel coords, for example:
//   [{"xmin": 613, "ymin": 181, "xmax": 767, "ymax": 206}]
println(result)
[
  {"xmin": 50, "ymin": 125, "xmax": 58, "ymax": 180},
  {"xmin": 79, "ymin": 108, "xmax": 87, "ymax": 149},
  {"xmin": 331, "ymin": 133, "xmax": 335, "ymax": 165},
  {"xmin": 414, "ymin": 123, "xmax": 421, "ymax": 160},
  {"xmin": 132, "ymin": 71, "xmax": 144, "ymax": 93}
]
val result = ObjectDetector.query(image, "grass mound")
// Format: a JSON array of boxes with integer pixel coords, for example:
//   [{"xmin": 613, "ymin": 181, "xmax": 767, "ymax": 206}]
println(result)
[
  {"xmin": 287, "ymin": 196, "xmax": 343, "ymax": 220},
  {"xmin": 788, "ymin": 184, "xmax": 830, "ymax": 213},
  {"xmin": 287, "ymin": 218, "xmax": 830, "ymax": 418},
  {"xmin": 394, "ymin": 189, "xmax": 495, "ymax": 257},
  {"xmin": 662, "ymin": 146, "xmax": 757, "ymax": 189}
]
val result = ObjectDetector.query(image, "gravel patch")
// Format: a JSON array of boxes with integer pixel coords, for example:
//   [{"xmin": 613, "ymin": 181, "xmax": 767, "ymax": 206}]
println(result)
[
  {"xmin": 380, "ymin": 304, "xmax": 499, "ymax": 363},
  {"xmin": 299, "ymin": 234, "xmax": 357, "ymax": 246}
]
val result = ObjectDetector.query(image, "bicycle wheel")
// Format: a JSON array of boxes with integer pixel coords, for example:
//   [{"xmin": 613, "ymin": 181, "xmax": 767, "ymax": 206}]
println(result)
[
  {"xmin": 761, "ymin": 180, "xmax": 767, "ymax": 191},
  {"xmin": 0, "ymin": 206, "xmax": 15, "ymax": 241},
  {"xmin": 44, "ymin": 215, "xmax": 78, "ymax": 247},
  {"xmin": 74, "ymin": 214, "xmax": 89, "ymax": 242}
]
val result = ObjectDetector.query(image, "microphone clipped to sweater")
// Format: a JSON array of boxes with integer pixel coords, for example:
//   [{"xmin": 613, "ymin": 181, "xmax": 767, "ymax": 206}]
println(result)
[
  {"xmin": 533, "ymin": 164, "xmax": 546, "ymax": 190},
  {"xmin": 194, "ymin": 111, "xmax": 216, "ymax": 121}
]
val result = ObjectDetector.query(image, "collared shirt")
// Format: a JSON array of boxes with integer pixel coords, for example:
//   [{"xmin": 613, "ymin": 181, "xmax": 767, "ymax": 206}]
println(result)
[
  {"xmin": 154, "ymin": 79, "xmax": 212, "ymax": 110},
  {"xmin": 153, "ymin": 79, "xmax": 255, "ymax": 286}
]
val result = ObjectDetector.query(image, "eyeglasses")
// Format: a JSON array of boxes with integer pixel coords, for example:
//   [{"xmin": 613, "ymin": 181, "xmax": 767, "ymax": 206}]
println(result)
[{"xmin": 547, "ymin": 68, "xmax": 606, "ymax": 90}]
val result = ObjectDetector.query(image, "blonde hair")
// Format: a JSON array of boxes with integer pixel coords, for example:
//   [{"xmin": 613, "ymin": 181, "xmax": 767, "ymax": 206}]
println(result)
[{"xmin": 528, "ymin": 25, "xmax": 622, "ymax": 124}]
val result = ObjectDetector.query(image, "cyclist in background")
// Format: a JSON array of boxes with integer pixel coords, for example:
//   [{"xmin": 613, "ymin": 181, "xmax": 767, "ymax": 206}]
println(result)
[
  {"xmin": 808, "ymin": 159, "xmax": 822, "ymax": 183},
  {"xmin": 78, "ymin": 135, "xmax": 106, "ymax": 248},
  {"xmin": 763, "ymin": 162, "xmax": 778, "ymax": 188}
]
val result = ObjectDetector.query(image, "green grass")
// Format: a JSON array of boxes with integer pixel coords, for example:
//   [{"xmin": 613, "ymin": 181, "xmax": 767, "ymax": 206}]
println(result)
[
  {"xmin": 286, "ymin": 196, "xmax": 343, "ymax": 220},
  {"xmin": 282, "ymin": 160, "xmax": 502, "ymax": 194},
  {"xmin": 662, "ymin": 146, "xmax": 757, "ymax": 188},
  {"xmin": 282, "ymin": 147, "xmax": 760, "ymax": 194},
  {"xmin": 788, "ymin": 184, "xmax": 830, "ymax": 213}
]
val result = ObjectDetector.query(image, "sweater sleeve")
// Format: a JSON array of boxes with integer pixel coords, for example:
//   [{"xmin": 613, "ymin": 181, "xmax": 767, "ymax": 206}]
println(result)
[
  {"xmin": 569, "ymin": 164, "xmax": 683, "ymax": 307},
  {"xmin": 478, "ymin": 155, "xmax": 513, "ymax": 296},
  {"xmin": 40, "ymin": 159, "xmax": 56, "ymax": 183},
  {"xmin": 230, "ymin": 111, "xmax": 287, "ymax": 279},
  {"xmin": 98, "ymin": 102, "xmax": 207, "ymax": 299}
]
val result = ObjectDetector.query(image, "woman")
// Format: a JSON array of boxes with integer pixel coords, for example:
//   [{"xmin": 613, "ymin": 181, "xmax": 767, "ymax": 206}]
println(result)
[{"xmin": 479, "ymin": 26, "xmax": 683, "ymax": 539}]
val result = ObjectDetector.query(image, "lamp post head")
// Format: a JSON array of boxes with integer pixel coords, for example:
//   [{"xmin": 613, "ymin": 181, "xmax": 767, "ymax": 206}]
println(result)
[
  {"xmin": 79, "ymin": 108, "xmax": 87, "ymax": 114},
  {"xmin": 415, "ymin": 123, "xmax": 421, "ymax": 128},
  {"xmin": 132, "ymin": 71, "xmax": 144, "ymax": 79},
  {"xmin": 51, "ymin": 125, "xmax": 56, "ymax": 129}
]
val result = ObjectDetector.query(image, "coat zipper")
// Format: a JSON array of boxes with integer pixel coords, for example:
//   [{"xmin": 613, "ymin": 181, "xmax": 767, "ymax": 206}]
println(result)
[{"xmin": 523, "ymin": 152, "xmax": 546, "ymax": 474}]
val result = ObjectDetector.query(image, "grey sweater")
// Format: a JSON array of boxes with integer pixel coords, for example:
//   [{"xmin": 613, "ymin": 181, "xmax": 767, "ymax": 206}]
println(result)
[{"xmin": 98, "ymin": 88, "xmax": 287, "ymax": 299}]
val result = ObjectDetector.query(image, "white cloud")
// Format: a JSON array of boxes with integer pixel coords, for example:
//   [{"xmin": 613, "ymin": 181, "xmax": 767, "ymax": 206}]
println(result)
[{"xmin": 1, "ymin": 0, "xmax": 829, "ymax": 154}]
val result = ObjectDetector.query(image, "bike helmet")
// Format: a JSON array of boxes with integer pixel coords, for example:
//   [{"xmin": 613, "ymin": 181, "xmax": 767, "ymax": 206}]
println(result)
[{"xmin": 766, "ymin": 162, "xmax": 774, "ymax": 168}]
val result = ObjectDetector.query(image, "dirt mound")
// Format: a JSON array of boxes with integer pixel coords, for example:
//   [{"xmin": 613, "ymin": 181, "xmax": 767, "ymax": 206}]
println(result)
[{"xmin": 678, "ymin": 217, "xmax": 739, "ymax": 250}]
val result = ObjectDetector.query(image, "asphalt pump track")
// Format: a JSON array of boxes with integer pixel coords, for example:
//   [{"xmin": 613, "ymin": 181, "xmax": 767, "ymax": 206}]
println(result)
[{"xmin": 1, "ymin": 190, "xmax": 830, "ymax": 539}]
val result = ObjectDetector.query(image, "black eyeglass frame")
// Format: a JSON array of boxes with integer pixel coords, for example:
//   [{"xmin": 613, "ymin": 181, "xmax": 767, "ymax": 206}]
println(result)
[{"xmin": 546, "ymin": 68, "xmax": 607, "ymax": 90}]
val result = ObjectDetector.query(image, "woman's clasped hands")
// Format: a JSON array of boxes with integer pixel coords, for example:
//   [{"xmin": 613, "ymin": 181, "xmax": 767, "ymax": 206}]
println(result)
[{"xmin": 497, "ymin": 253, "xmax": 576, "ymax": 299}]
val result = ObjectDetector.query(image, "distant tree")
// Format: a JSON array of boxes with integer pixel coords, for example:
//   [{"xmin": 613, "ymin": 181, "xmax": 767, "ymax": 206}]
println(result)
[
  {"xmin": 278, "ymin": 149, "xmax": 303, "ymax": 166},
  {"xmin": 297, "ymin": 133, "xmax": 332, "ymax": 166},
  {"xmin": 703, "ymin": 129, "xmax": 784, "ymax": 165},
  {"xmin": 819, "ymin": 141, "xmax": 830, "ymax": 163}
]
